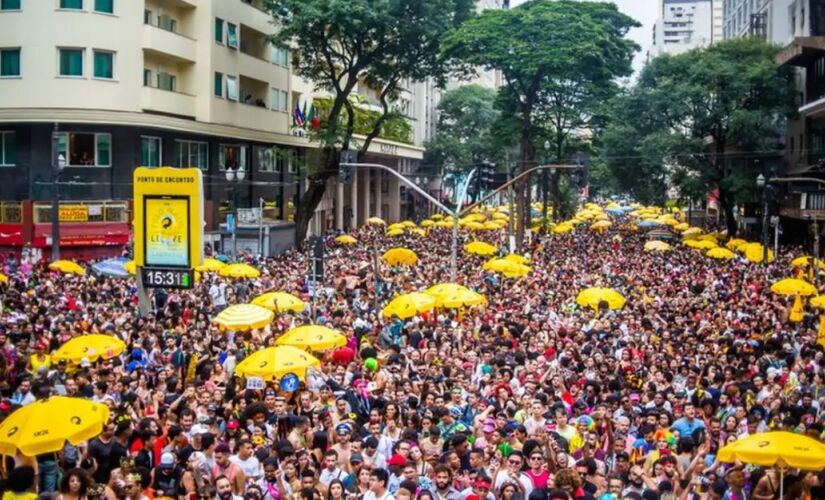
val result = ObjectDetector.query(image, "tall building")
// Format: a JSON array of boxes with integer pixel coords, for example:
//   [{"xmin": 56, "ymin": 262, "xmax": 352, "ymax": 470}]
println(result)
[
  {"xmin": 650, "ymin": 0, "xmax": 715, "ymax": 57},
  {"xmin": 0, "ymin": 0, "xmax": 424, "ymax": 257}
]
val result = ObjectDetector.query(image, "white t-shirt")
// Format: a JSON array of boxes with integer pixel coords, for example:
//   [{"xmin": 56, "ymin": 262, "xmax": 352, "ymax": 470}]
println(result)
[
  {"xmin": 494, "ymin": 470, "xmax": 533, "ymax": 497},
  {"xmin": 319, "ymin": 467, "xmax": 346, "ymax": 487},
  {"xmin": 229, "ymin": 454, "xmax": 261, "ymax": 480},
  {"xmin": 363, "ymin": 491, "xmax": 394, "ymax": 500},
  {"xmin": 209, "ymin": 283, "xmax": 227, "ymax": 307}
]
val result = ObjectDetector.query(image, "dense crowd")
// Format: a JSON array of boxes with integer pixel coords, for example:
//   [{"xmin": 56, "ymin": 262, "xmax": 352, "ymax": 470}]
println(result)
[{"xmin": 0, "ymin": 210, "xmax": 824, "ymax": 500}]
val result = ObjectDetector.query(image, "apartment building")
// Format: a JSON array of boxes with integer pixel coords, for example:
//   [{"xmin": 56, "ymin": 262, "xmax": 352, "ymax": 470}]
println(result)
[
  {"xmin": 650, "ymin": 0, "xmax": 716, "ymax": 57},
  {"xmin": 0, "ymin": 0, "xmax": 424, "ymax": 257}
]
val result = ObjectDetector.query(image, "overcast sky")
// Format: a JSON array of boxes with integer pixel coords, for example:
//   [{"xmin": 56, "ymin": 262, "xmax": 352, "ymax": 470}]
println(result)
[{"xmin": 509, "ymin": 0, "xmax": 657, "ymax": 75}]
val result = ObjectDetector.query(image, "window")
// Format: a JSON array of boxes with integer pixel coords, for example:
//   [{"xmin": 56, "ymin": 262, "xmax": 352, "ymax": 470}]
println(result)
[
  {"xmin": 256, "ymin": 146, "xmax": 279, "ymax": 173},
  {"xmin": 175, "ymin": 140, "xmax": 208, "ymax": 170},
  {"xmin": 158, "ymin": 14, "xmax": 176, "ymax": 32},
  {"xmin": 0, "ymin": 132, "xmax": 15, "ymax": 166},
  {"xmin": 144, "ymin": 9, "xmax": 150, "ymax": 24},
  {"xmin": 143, "ymin": 68, "xmax": 151, "ymax": 86},
  {"xmin": 1, "ymin": 0, "xmax": 21, "ymax": 10},
  {"xmin": 140, "ymin": 136, "xmax": 161, "ymax": 166},
  {"xmin": 58, "ymin": 48, "xmax": 83, "ymax": 77},
  {"xmin": 215, "ymin": 17, "xmax": 224, "ymax": 44},
  {"xmin": 227, "ymin": 23, "xmax": 238, "ymax": 48},
  {"xmin": 270, "ymin": 88, "xmax": 289, "ymax": 111},
  {"xmin": 287, "ymin": 150, "xmax": 298, "ymax": 173},
  {"xmin": 270, "ymin": 46, "xmax": 288, "ymax": 66},
  {"xmin": 157, "ymin": 72, "xmax": 175, "ymax": 91},
  {"xmin": 94, "ymin": 0, "xmax": 112, "ymax": 14},
  {"xmin": 214, "ymin": 71, "xmax": 223, "ymax": 97},
  {"xmin": 92, "ymin": 50, "xmax": 113, "ymax": 79},
  {"xmin": 226, "ymin": 75, "xmax": 238, "ymax": 101},
  {"xmin": 219, "ymin": 144, "xmax": 248, "ymax": 170},
  {"xmin": 0, "ymin": 48, "xmax": 20, "ymax": 77},
  {"xmin": 281, "ymin": 48, "xmax": 289, "ymax": 66},
  {"xmin": 56, "ymin": 132, "xmax": 111, "ymax": 167},
  {"xmin": 59, "ymin": 0, "xmax": 82, "ymax": 9}
]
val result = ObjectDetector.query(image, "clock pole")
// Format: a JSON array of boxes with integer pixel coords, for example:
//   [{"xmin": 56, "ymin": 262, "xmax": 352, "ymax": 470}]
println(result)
[{"xmin": 136, "ymin": 265, "xmax": 151, "ymax": 317}]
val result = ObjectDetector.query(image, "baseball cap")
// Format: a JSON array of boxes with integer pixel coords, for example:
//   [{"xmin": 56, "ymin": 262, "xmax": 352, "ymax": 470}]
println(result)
[
  {"xmin": 226, "ymin": 420, "xmax": 239, "ymax": 430},
  {"xmin": 159, "ymin": 452, "xmax": 175, "ymax": 469},
  {"xmin": 449, "ymin": 407, "xmax": 462, "ymax": 418},
  {"xmin": 482, "ymin": 425, "xmax": 495, "ymax": 434},
  {"xmin": 336, "ymin": 424, "xmax": 351, "ymax": 435},
  {"xmin": 387, "ymin": 454, "xmax": 407, "ymax": 467},
  {"xmin": 350, "ymin": 453, "xmax": 363, "ymax": 464}
]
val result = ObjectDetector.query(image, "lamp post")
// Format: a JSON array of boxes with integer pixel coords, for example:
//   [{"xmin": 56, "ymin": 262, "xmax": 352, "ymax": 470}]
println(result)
[
  {"xmin": 756, "ymin": 173, "xmax": 769, "ymax": 264},
  {"xmin": 225, "ymin": 166, "xmax": 246, "ymax": 259},
  {"xmin": 542, "ymin": 140, "xmax": 550, "ymax": 233},
  {"xmin": 50, "ymin": 124, "xmax": 67, "ymax": 262}
]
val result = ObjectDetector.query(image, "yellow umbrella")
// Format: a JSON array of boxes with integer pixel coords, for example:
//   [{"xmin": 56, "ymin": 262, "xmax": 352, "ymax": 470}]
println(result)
[
  {"xmin": 234, "ymin": 345, "xmax": 320, "ymax": 381},
  {"xmin": 482, "ymin": 221, "xmax": 503, "ymax": 230},
  {"xmin": 424, "ymin": 283, "xmax": 470, "ymax": 297},
  {"xmin": 483, "ymin": 258, "xmax": 531, "ymax": 278},
  {"xmin": 464, "ymin": 221, "xmax": 485, "ymax": 231},
  {"xmin": 770, "ymin": 278, "xmax": 817, "ymax": 296},
  {"xmin": 335, "ymin": 235, "xmax": 357, "ymax": 245},
  {"xmin": 276, "ymin": 325, "xmax": 347, "ymax": 351},
  {"xmin": 673, "ymin": 222, "xmax": 689, "ymax": 232},
  {"xmin": 52, "ymin": 334, "xmax": 127, "ymax": 364},
  {"xmin": 434, "ymin": 220, "xmax": 452, "ymax": 228},
  {"xmin": 365, "ymin": 217, "xmax": 386, "ymax": 226},
  {"xmin": 409, "ymin": 228, "xmax": 426, "ymax": 237},
  {"xmin": 0, "ymin": 397, "xmax": 111, "ymax": 456},
  {"xmin": 743, "ymin": 243, "xmax": 775, "ymax": 263},
  {"xmin": 791, "ymin": 256, "xmax": 825, "ymax": 268},
  {"xmin": 252, "ymin": 292, "xmax": 305, "ymax": 313},
  {"xmin": 590, "ymin": 220, "xmax": 612, "ymax": 231},
  {"xmin": 576, "ymin": 287, "xmax": 626, "ymax": 311},
  {"xmin": 706, "ymin": 247, "xmax": 735, "ymax": 260},
  {"xmin": 219, "ymin": 263, "xmax": 261, "ymax": 279},
  {"xmin": 552, "ymin": 223, "xmax": 573, "ymax": 234},
  {"xmin": 726, "ymin": 238, "xmax": 748, "ymax": 251},
  {"xmin": 48, "ymin": 260, "xmax": 85, "ymax": 276},
  {"xmin": 431, "ymin": 214, "xmax": 445, "ymax": 220},
  {"xmin": 644, "ymin": 240, "xmax": 672, "ymax": 252},
  {"xmin": 400, "ymin": 220, "xmax": 417, "ymax": 228},
  {"xmin": 463, "ymin": 213, "xmax": 486, "ymax": 223},
  {"xmin": 386, "ymin": 228, "xmax": 405, "ymax": 237},
  {"xmin": 382, "ymin": 248, "xmax": 418, "ymax": 266},
  {"xmin": 684, "ymin": 239, "xmax": 718, "ymax": 250},
  {"xmin": 682, "ymin": 227, "xmax": 703, "ymax": 236},
  {"xmin": 212, "ymin": 304, "xmax": 274, "ymax": 331},
  {"xmin": 124, "ymin": 260, "xmax": 136, "ymax": 275},
  {"xmin": 388, "ymin": 223, "xmax": 405, "ymax": 232},
  {"xmin": 435, "ymin": 289, "xmax": 487, "ymax": 309},
  {"xmin": 382, "ymin": 292, "xmax": 437, "ymax": 319},
  {"xmin": 196, "ymin": 257, "xmax": 227, "ymax": 272},
  {"xmin": 503, "ymin": 254, "xmax": 529, "ymax": 265},
  {"xmin": 465, "ymin": 241, "xmax": 498, "ymax": 256},
  {"xmin": 420, "ymin": 220, "xmax": 434, "ymax": 227},
  {"xmin": 492, "ymin": 212, "xmax": 509, "ymax": 221}
]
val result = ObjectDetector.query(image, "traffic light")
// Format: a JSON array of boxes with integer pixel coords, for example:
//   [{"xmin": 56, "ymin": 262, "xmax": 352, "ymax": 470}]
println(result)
[
  {"xmin": 479, "ymin": 161, "xmax": 496, "ymax": 190},
  {"xmin": 572, "ymin": 154, "xmax": 589, "ymax": 190},
  {"xmin": 339, "ymin": 150, "xmax": 357, "ymax": 184}
]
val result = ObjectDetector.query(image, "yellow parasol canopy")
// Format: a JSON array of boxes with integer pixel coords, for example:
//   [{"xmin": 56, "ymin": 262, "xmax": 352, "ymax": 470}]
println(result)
[
  {"xmin": 464, "ymin": 241, "xmax": 498, "ymax": 256},
  {"xmin": 718, "ymin": 431, "xmax": 825, "ymax": 470},
  {"xmin": 386, "ymin": 228, "xmax": 405, "ymax": 237},
  {"xmin": 673, "ymin": 222, "xmax": 689, "ymax": 232},
  {"xmin": 195, "ymin": 258, "xmax": 227, "ymax": 272},
  {"xmin": 770, "ymin": 278, "xmax": 818, "ymax": 296},
  {"xmin": 644, "ymin": 240, "xmax": 672, "ymax": 253},
  {"xmin": 365, "ymin": 217, "xmax": 386, "ymax": 226},
  {"xmin": 743, "ymin": 243, "xmax": 775, "ymax": 263},
  {"xmin": 726, "ymin": 238, "xmax": 749, "ymax": 251},
  {"xmin": 576, "ymin": 287, "xmax": 626, "ymax": 311},
  {"xmin": 483, "ymin": 258, "xmax": 531, "ymax": 278},
  {"xmin": 430, "ymin": 214, "xmax": 445, "ymax": 220},
  {"xmin": 276, "ymin": 325, "xmax": 347, "ymax": 351},
  {"xmin": 706, "ymin": 247, "xmax": 735, "ymax": 260},
  {"xmin": 434, "ymin": 289, "xmax": 488, "ymax": 309},
  {"xmin": 212, "ymin": 304, "xmax": 274, "ymax": 331},
  {"xmin": 400, "ymin": 220, "xmax": 417, "ymax": 228},
  {"xmin": 0, "ymin": 397, "xmax": 111, "ymax": 456},
  {"xmin": 49, "ymin": 260, "xmax": 85, "ymax": 276},
  {"xmin": 52, "ymin": 334, "xmax": 126, "ymax": 365},
  {"xmin": 681, "ymin": 227, "xmax": 703, "ymax": 236},
  {"xmin": 590, "ymin": 220, "xmax": 612, "ymax": 231},
  {"xmin": 684, "ymin": 239, "xmax": 718, "ymax": 250},
  {"xmin": 552, "ymin": 223, "xmax": 574, "ymax": 234},
  {"xmin": 382, "ymin": 292, "xmax": 437, "ymax": 319},
  {"xmin": 252, "ymin": 292, "xmax": 305, "ymax": 313},
  {"xmin": 219, "ymin": 263, "xmax": 261, "ymax": 279},
  {"xmin": 503, "ymin": 254, "xmax": 529, "ymax": 265},
  {"xmin": 335, "ymin": 235, "xmax": 357, "ymax": 245},
  {"xmin": 409, "ymin": 228, "xmax": 426, "ymax": 237},
  {"xmin": 810, "ymin": 295, "xmax": 825, "ymax": 308},
  {"xmin": 234, "ymin": 345, "xmax": 320, "ymax": 381},
  {"xmin": 791, "ymin": 256, "xmax": 825, "ymax": 268},
  {"xmin": 424, "ymin": 283, "xmax": 470, "ymax": 297},
  {"xmin": 434, "ymin": 220, "xmax": 452, "ymax": 228},
  {"xmin": 382, "ymin": 247, "xmax": 418, "ymax": 266},
  {"xmin": 420, "ymin": 220, "xmax": 434, "ymax": 227}
]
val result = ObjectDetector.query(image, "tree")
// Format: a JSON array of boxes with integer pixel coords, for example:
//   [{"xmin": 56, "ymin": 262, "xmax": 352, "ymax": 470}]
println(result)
[
  {"xmin": 266, "ymin": 0, "xmax": 473, "ymax": 246},
  {"xmin": 442, "ymin": 0, "xmax": 638, "ymax": 248},
  {"xmin": 602, "ymin": 38, "xmax": 793, "ymax": 234}
]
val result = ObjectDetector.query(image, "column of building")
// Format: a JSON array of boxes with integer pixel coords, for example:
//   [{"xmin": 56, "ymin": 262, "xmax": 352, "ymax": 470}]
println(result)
[
  {"xmin": 349, "ymin": 169, "xmax": 359, "ymax": 229},
  {"xmin": 374, "ymin": 169, "xmax": 383, "ymax": 221},
  {"xmin": 359, "ymin": 169, "xmax": 371, "ymax": 224}
]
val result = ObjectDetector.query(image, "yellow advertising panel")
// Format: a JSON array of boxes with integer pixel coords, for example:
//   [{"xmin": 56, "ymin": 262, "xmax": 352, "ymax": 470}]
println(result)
[
  {"xmin": 133, "ymin": 167, "xmax": 203, "ymax": 269},
  {"xmin": 59, "ymin": 205, "xmax": 88, "ymax": 222}
]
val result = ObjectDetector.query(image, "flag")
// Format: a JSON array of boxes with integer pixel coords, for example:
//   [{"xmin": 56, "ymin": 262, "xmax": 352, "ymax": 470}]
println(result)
[
  {"xmin": 308, "ymin": 103, "xmax": 320, "ymax": 129},
  {"xmin": 301, "ymin": 101, "xmax": 308, "ymax": 128},
  {"xmin": 293, "ymin": 101, "xmax": 305, "ymax": 127}
]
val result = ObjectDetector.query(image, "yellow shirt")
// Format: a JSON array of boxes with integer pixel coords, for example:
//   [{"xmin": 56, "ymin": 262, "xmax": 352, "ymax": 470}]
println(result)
[
  {"xmin": 29, "ymin": 354, "xmax": 51, "ymax": 372},
  {"xmin": 3, "ymin": 492, "xmax": 38, "ymax": 500}
]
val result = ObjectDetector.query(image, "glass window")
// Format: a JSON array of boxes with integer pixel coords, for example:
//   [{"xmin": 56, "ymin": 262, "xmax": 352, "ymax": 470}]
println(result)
[
  {"xmin": 270, "ymin": 45, "xmax": 279, "ymax": 64},
  {"xmin": 157, "ymin": 72, "xmax": 175, "ymax": 91},
  {"xmin": 0, "ymin": 132, "xmax": 15, "ymax": 166},
  {"xmin": 175, "ymin": 140, "xmax": 208, "ymax": 170},
  {"xmin": 281, "ymin": 48, "xmax": 289, "ymax": 66},
  {"xmin": 144, "ymin": 9, "xmax": 151, "ymax": 24},
  {"xmin": 93, "ymin": 50, "xmax": 113, "ymax": 79},
  {"xmin": 269, "ymin": 87, "xmax": 280, "ymax": 111},
  {"xmin": 215, "ymin": 18, "xmax": 224, "ymax": 44},
  {"xmin": 1, "ymin": 0, "xmax": 21, "ymax": 10},
  {"xmin": 57, "ymin": 132, "xmax": 111, "ymax": 167},
  {"xmin": 0, "ymin": 48, "xmax": 20, "ymax": 77},
  {"xmin": 280, "ymin": 91, "xmax": 288, "ymax": 111},
  {"xmin": 143, "ymin": 68, "xmax": 151, "ymax": 86},
  {"xmin": 158, "ymin": 14, "xmax": 176, "ymax": 32},
  {"xmin": 227, "ymin": 23, "xmax": 238, "ymax": 48},
  {"xmin": 140, "ymin": 136, "xmax": 161, "ymax": 166},
  {"xmin": 256, "ymin": 146, "xmax": 279, "ymax": 173},
  {"xmin": 60, "ymin": 0, "xmax": 82, "ymax": 9},
  {"xmin": 226, "ymin": 75, "xmax": 238, "ymax": 101},
  {"xmin": 58, "ymin": 48, "xmax": 83, "ymax": 77},
  {"xmin": 94, "ymin": 0, "xmax": 112, "ymax": 14},
  {"xmin": 219, "ymin": 144, "xmax": 247, "ymax": 171},
  {"xmin": 214, "ymin": 72, "xmax": 223, "ymax": 97}
]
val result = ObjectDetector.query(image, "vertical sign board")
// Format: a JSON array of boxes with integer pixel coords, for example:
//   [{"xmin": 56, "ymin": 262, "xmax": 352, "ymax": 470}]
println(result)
[{"xmin": 133, "ymin": 167, "xmax": 203, "ymax": 289}]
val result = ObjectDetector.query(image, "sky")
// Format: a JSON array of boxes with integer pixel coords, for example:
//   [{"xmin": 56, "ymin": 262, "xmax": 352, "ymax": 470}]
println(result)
[{"xmin": 509, "ymin": 0, "xmax": 658, "ymax": 75}]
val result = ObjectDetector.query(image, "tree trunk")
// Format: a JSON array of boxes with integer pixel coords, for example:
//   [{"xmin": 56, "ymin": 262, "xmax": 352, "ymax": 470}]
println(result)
[
  {"xmin": 294, "ymin": 178, "xmax": 329, "ymax": 250},
  {"xmin": 718, "ymin": 187, "xmax": 738, "ymax": 237}
]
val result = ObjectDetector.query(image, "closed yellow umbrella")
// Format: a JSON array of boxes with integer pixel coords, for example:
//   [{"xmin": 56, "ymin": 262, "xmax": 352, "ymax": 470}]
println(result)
[
  {"xmin": 219, "ymin": 263, "xmax": 261, "ymax": 279},
  {"xmin": 770, "ymin": 278, "xmax": 817, "ymax": 296},
  {"xmin": 791, "ymin": 256, "xmax": 825, "ymax": 268},
  {"xmin": 49, "ymin": 260, "xmax": 85, "ymax": 276},
  {"xmin": 234, "ymin": 345, "xmax": 320, "ymax": 381},
  {"xmin": 706, "ymin": 247, "xmax": 735, "ymax": 260},
  {"xmin": 52, "ymin": 334, "xmax": 126, "ymax": 365},
  {"xmin": 212, "ymin": 304, "xmax": 274, "ymax": 331},
  {"xmin": 382, "ymin": 292, "xmax": 437, "ymax": 319},
  {"xmin": 365, "ymin": 217, "xmax": 386, "ymax": 226},
  {"xmin": 252, "ymin": 292, "xmax": 305, "ymax": 313},
  {"xmin": 0, "ymin": 397, "xmax": 111, "ymax": 456},
  {"xmin": 435, "ymin": 289, "xmax": 487, "ymax": 309},
  {"xmin": 726, "ymin": 238, "xmax": 748, "ymax": 251},
  {"xmin": 276, "ymin": 325, "xmax": 346, "ymax": 351},
  {"xmin": 576, "ymin": 287, "xmax": 626, "ymax": 311},
  {"xmin": 335, "ymin": 235, "xmax": 357, "ymax": 245},
  {"xmin": 465, "ymin": 241, "xmax": 498, "ymax": 256},
  {"xmin": 644, "ymin": 240, "xmax": 672, "ymax": 252},
  {"xmin": 382, "ymin": 248, "xmax": 418, "ymax": 266},
  {"xmin": 196, "ymin": 258, "xmax": 227, "ymax": 272}
]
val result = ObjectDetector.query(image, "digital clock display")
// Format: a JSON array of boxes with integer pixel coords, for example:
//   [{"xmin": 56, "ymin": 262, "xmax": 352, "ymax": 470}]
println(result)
[{"xmin": 141, "ymin": 267, "xmax": 194, "ymax": 289}]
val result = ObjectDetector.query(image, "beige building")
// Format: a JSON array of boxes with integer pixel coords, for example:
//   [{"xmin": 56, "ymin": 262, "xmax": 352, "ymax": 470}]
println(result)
[{"xmin": 0, "ymin": 0, "xmax": 424, "ymax": 256}]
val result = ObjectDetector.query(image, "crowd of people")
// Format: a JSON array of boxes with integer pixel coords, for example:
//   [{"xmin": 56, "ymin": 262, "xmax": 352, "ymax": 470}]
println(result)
[{"xmin": 0, "ymin": 207, "xmax": 824, "ymax": 500}]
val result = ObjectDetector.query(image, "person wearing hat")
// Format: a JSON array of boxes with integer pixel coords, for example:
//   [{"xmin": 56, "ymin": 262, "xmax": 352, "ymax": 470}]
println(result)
[
  {"xmin": 330, "ymin": 423, "xmax": 354, "ymax": 468},
  {"xmin": 437, "ymin": 407, "xmax": 468, "ymax": 444},
  {"xmin": 150, "ymin": 451, "xmax": 182, "ymax": 497}
]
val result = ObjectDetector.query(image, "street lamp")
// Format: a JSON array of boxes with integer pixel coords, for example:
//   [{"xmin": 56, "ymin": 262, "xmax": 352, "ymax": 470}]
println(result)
[
  {"xmin": 225, "ymin": 166, "xmax": 246, "ymax": 258},
  {"xmin": 756, "ymin": 173, "xmax": 769, "ymax": 264},
  {"xmin": 51, "ymin": 123, "xmax": 67, "ymax": 261},
  {"xmin": 542, "ymin": 140, "xmax": 550, "ymax": 233}
]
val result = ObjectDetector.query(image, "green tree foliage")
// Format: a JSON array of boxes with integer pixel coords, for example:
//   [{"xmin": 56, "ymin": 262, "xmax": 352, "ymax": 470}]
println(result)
[
  {"xmin": 313, "ymin": 97, "xmax": 413, "ymax": 145},
  {"xmin": 266, "ymin": 0, "xmax": 472, "ymax": 245},
  {"xmin": 602, "ymin": 38, "xmax": 793, "ymax": 234},
  {"xmin": 441, "ymin": 0, "xmax": 638, "ymax": 247}
]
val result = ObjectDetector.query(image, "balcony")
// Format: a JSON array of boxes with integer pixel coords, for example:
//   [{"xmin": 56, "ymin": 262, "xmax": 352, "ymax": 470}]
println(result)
[
  {"xmin": 239, "ymin": 75, "xmax": 268, "ymax": 108},
  {"xmin": 141, "ymin": 86, "xmax": 196, "ymax": 118},
  {"xmin": 240, "ymin": 24, "xmax": 269, "ymax": 61},
  {"xmin": 142, "ymin": 24, "xmax": 196, "ymax": 63}
]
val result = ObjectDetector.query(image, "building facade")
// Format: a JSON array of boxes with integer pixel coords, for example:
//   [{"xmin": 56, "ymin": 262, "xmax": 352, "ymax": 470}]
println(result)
[
  {"xmin": 650, "ymin": 0, "xmax": 715, "ymax": 57},
  {"xmin": 0, "ymin": 0, "xmax": 424, "ymax": 258}
]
